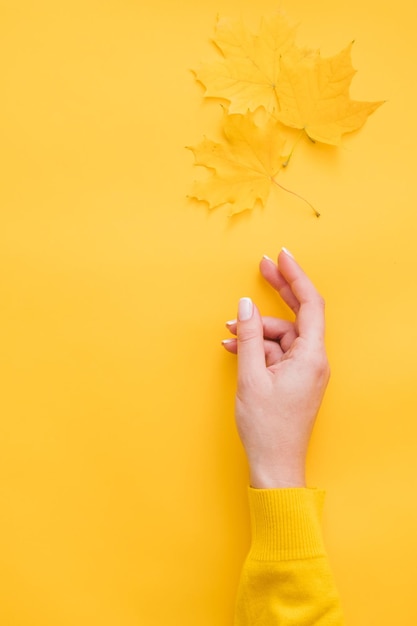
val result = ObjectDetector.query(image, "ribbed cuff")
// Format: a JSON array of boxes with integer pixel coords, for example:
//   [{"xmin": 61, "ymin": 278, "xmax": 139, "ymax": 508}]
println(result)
[{"xmin": 247, "ymin": 487, "xmax": 326, "ymax": 562}]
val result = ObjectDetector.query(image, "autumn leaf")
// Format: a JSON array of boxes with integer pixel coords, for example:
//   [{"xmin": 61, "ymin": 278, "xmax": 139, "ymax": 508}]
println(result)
[
  {"xmin": 276, "ymin": 42, "xmax": 384, "ymax": 145},
  {"xmin": 187, "ymin": 112, "xmax": 288, "ymax": 215},
  {"xmin": 188, "ymin": 11, "xmax": 384, "ymax": 218},
  {"xmin": 195, "ymin": 13, "xmax": 307, "ymax": 115}
]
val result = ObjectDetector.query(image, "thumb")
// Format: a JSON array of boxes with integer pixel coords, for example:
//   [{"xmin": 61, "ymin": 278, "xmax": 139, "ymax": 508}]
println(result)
[{"xmin": 237, "ymin": 298, "xmax": 266, "ymax": 382}]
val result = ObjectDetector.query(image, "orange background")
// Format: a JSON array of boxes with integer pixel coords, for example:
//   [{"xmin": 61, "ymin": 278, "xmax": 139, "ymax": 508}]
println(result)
[{"xmin": 1, "ymin": 1, "xmax": 416, "ymax": 624}]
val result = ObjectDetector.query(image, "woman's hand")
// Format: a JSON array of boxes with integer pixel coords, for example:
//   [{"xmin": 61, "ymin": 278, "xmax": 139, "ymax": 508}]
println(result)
[{"xmin": 222, "ymin": 248, "xmax": 330, "ymax": 489}]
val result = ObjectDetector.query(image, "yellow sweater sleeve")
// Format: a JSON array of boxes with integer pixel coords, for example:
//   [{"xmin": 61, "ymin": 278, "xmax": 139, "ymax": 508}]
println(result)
[{"xmin": 234, "ymin": 488, "xmax": 344, "ymax": 625}]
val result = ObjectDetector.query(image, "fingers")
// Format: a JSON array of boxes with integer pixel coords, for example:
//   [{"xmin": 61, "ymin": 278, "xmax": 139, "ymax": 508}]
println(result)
[
  {"xmin": 234, "ymin": 298, "xmax": 267, "ymax": 382},
  {"xmin": 260, "ymin": 255, "xmax": 300, "ymax": 313},
  {"xmin": 225, "ymin": 316, "xmax": 296, "ymax": 353},
  {"xmin": 261, "ymin": 250, "xmax": 325, "ymax": 343},
  {"xmin": 277, "ymin": 249, "xmax": 325, "ymax": 343},
  {"xmin": 222, "ymin": 337, "xmax": 284, "ymax": 367},
  {"xmin": 222, "ymin": 249, "xmax": 325, "ymax": 368}
]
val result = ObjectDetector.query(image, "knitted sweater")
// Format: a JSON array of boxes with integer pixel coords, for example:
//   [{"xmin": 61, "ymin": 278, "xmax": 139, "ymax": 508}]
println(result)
[{"xmin": 234, "ymin": 488, "xmax": 344, "ymax": 625}]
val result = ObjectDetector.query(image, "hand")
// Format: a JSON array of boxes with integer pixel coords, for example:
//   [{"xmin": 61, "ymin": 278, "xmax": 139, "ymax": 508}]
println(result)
[{"xmin": 222, "ymin": 248, "xmax": 330, "ymax": 489}]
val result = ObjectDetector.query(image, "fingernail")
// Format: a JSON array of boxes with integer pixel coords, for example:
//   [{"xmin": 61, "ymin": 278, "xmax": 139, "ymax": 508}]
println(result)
[
  {"xmin": 262, "ymin": 254, "xmax": 275, "ymax": 263},
  {"xmin": 221, "ymin": 338, "xmax": 235, "ymax": 345},
  {"xmin": 238, "ymin": 297, "xmax": 253, "ymax": 321},
  {"xmin": 281, "ymin": 246, "xmax": 295, "ymax": 259},
  {"xmin": 226, "ymin": 318, "xmax": 237, "ymax": 327}
]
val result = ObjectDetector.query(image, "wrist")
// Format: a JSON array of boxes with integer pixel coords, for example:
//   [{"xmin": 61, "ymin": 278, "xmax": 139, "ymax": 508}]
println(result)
[{"xmin": 249, "ymin": 458, "xmax": 306, "ymax": 489}]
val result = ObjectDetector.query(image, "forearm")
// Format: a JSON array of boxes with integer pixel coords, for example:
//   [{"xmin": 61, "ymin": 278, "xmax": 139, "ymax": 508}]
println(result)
[{"xmin": 234, "ymin": 488, "xmax": 344, "ymax": 626}]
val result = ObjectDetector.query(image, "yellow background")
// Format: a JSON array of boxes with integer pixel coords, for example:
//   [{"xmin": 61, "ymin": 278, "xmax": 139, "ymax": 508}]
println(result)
[{"xmin": 1, "ymin": 1, "xmax": 416, "ymax": 624}]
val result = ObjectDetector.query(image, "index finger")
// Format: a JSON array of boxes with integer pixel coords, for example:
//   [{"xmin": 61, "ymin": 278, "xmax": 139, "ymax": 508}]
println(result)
[
  {"xmin": 260, "ymin": 256, "xmax": 300, "ymax": 314},
  {"xmin": 277, "ymin": 249, "xmax": 325, "ymax": 343},
  {"xmin": 261, "ymin": 250, "xmax": 325, "ymax": 343}
]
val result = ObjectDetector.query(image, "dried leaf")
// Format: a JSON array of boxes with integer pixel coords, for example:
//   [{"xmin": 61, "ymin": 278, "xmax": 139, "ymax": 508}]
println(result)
[
  {"xmin": 195, "ymin": 13, "xmax": 305, "ymax": 115},
  {"xmin": 276, "ymin": 42, "xmax": 384, "ymax": 145},
  {"xmin": 187, "ymin": 112, "xmax": 287, "ymax": 215},
  {"xmin": 189, "ymin": 12, "xmax": 384, "ymax": 217}
]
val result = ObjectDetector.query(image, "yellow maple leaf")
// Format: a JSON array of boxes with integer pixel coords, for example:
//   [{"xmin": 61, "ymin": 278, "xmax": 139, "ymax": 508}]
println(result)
[
  {"xmin": 187, "ymin": 112, "xmax": 287, "ymax": 215},
  {"xmin": 195, "ymin": 13, "xmax": 304, "ymax": 115},
  {"xmin": 189, "ymin": 12, "xmax": 384, "ymax": 217},
  {"xmin": 276, "ymin": 42, "xmax": 384, "ymax": 145}
]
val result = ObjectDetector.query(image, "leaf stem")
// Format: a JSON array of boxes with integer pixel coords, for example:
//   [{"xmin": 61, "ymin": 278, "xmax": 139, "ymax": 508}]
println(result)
[
  {"xmin": 282, "ymin": 130, "xmax": 305, "ymax": 168},
  {"xmin": 272, "ymin": 177, "xmax": 320, "ymax": 217}
]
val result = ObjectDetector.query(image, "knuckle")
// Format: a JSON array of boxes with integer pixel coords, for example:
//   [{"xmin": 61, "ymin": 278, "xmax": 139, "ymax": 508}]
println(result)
[
  {"xmin": 318, "ymin": 357, "xmax": 331, "ymax": 382},
  {"xmin": 316, "ymin": 293, "xmax": 326, "ymax": 309},
  {"xmin": 237, "ymin": 373, "xmax": 264, "ymax": 396},
  {"xmin": 326, "ymin": 364, "xmax": 331, "ymax": 381},
  {"xmin": 318, "ymin": 355, "xmax": 330, "ymax": 377},
  {"xmin": 308, "ymin": 349, "xmax": 329, "ymax": 378},
  {"xmin": 238, "ymin": 329, "xmax": 259, "ymax": 344}
]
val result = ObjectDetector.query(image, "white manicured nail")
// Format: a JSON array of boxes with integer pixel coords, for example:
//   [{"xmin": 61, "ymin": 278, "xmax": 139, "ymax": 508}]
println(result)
[
  {"xmin": 281, "ymin": 247, "xmax": 295, "ymax": 259},
  {"xmin": 238, "ymin": 297, "xmax": 253, "ymax": 321}
]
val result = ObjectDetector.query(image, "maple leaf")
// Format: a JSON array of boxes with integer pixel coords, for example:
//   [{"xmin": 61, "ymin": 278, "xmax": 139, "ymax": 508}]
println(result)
[
  {"xmin": 195, "ymin": 13, "xmax": 306, "ymax": 115},
  {"xmin": 189, "ymin": 11, "xmax": 384, "ymax": 218},
  {"xmin": 187, "ymin": 112, "xmax": 288, "ymax": 215},
  {"xmin": 276, "ymin": 42, "xmax": 384, "ymax": 145}
]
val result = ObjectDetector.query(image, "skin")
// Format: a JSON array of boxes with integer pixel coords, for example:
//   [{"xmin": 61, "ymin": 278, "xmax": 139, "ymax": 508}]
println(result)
[{"xmin": 222, "ymin": 248, "xmax": 330, "ymax": 489}]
